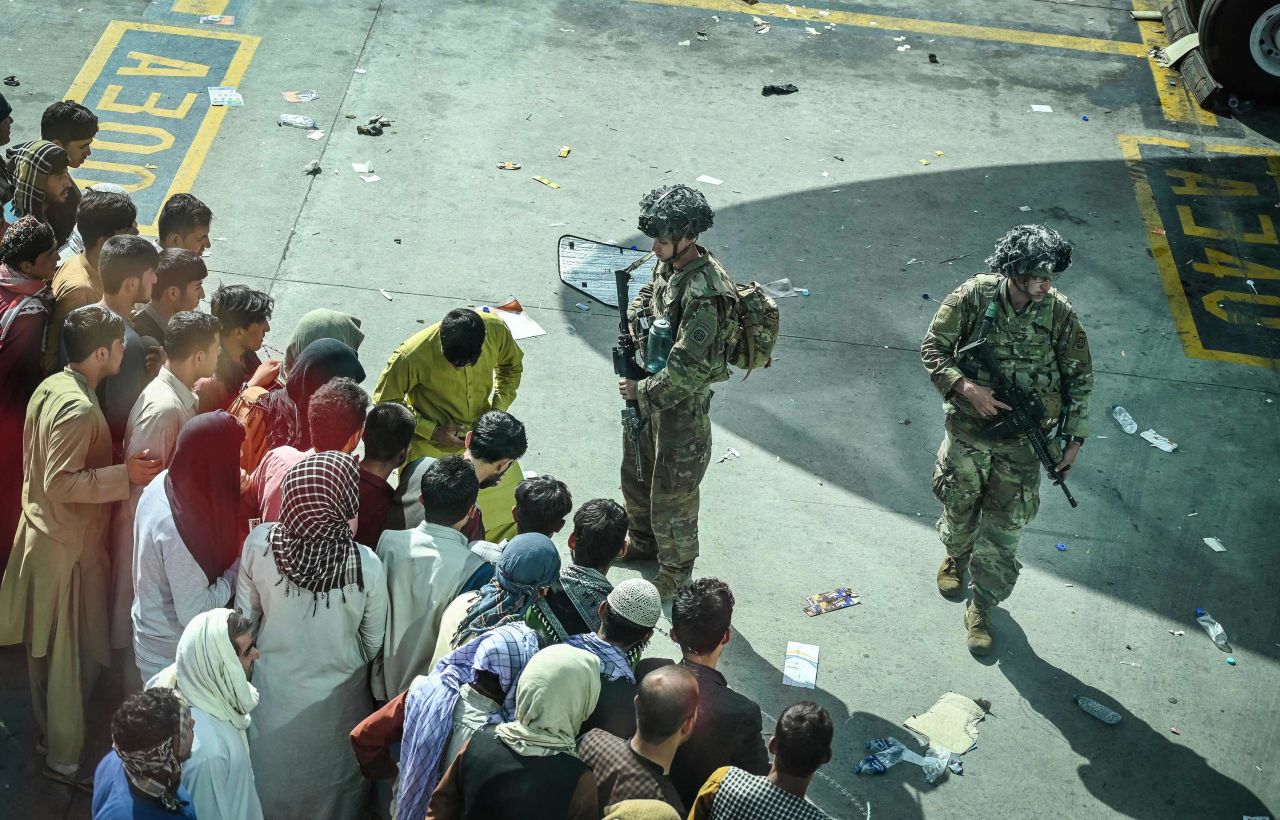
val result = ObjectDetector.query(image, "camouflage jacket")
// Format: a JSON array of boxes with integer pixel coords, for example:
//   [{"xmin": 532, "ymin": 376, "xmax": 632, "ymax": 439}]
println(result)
[
  {"xmin": 920, "ymin": 273, "xmax": 1093, "ymax": 438},
  {"xmin": 628, "ymin": 248, "xmax": 737, "ymax": 412}
]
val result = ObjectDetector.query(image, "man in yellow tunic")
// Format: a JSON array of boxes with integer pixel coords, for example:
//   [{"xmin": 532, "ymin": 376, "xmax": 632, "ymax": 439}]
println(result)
[
  {"xmin": 373, "ymin": 307, "xmax": 525, "ymax": 542},
  {"xmin": 0, "ymin": 305, "xmax": 161, "ymax": 786}
]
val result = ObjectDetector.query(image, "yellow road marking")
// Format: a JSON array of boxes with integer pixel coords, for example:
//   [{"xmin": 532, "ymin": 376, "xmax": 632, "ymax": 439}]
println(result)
[
  {"xmin": 1129, "ymin": 0, "xmax": 1216, "ymax": 127},
  {"xmin": 172, "ymin": 0, "xmax": 229, "ymax": 14},
  {"xmin": 1119, "ymin": 134, "xmax": 1279, "ymax": 368},
  {"xmin": 627, "ymin": 0, "xmax": 1149, "ymax": 58}
]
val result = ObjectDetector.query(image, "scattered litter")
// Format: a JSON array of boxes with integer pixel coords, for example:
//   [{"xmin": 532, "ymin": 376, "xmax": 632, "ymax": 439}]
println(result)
[
  {"xmin": 1064, "ymin": 583, "xmax": 1074, "ymax": 587},
  {"xmin": 357, "ymin": 115, "xmax": 392, "ymax": 136},
  {"xmin": 278, "ymin": 114, "xmax": 317, "ymax": 129},
  {"xmin": 935, "ymin": 150, "xmax": 945, "ymax": 156},
  {"xmin": 929, "ymin": 53, "xmax": 939, "ymax": 63},
  {"xmin": 497, "ymin": 162, "xmax": 522, "ymax": 170},
  {"xmin": 1120, "ymin": 661, "xmax": 1142, "ymax": 668},
  {"xmin": 484, "ymin": 298, "xmax": 546, "ymax": 339},
  {"xmin": 1018, "ymin": 205, "xmax": 1033, "ymax": 212},
  {"xmin": 762, "ymin": 84, "xmax": 799, "ymax": 96},
  {"xmin": 904, "ymin": 693, "xmax": 985, "ymax": 754},
  {"xmin": 783, "ymin": 641, "xmax": 819, "ymax": 688},
  {"xmin": 919, "ymin": 159, "xmax": 931, "ymax": 166},
  {"xmin": 818, "ymin": 8, "xmax": 831, "ymax": 15},
  {"xmin": 559, "ymin": 28, "xmax": 574, "ymax": 32},
  {"xmin": 1152, "ymin": 226, "xmax": 1166, "ymax": 235},
  {"xmin": 199, "ymin": 14, "xmax": 234, "ymax": 25},
  {"xmin": 1170, "ymin": 727, "xmax": 1181, "ymax": 735},
  {"xmin": 678, "ymin": 39, "xmax": 691, "ymax": 46},
  {"xmin": 1202, "ymin": 537, "xmax": 1226, "ymax": 553},
  {"xmin": 1140, "ymin": 429, "xmax": 1177, "ymax": 452},
  {"xmin": 897, "ymin": 44, "xmax": 911, "ymax": 51},
  {"xmin": 558, "ymin": 145, "xmax": 571, "ymax": 157},
  {"xmin": 282, "ymin": 90, "xmax": 319, "ymax": 103},
  {"xmin": 760, "ymin": 278, "xmax": 808, "ymax": 298},
  {"xmin": 2, "ymin": 76, "xmax": 19, "ymax": 88},
  {"xmin": 1110, "ymin": 405, "xmax": 1138, "ymax": 434},
  {"xmin": 574, "ymin": 302, "xmax": 590, "ymax": 312},
  {"xmin": 697, "ymin": 31, "xmax": 709, "ymax": 40},
  {"xmin": 532, "ymin": 175, "xmax": 560, "ymax": 189},
  {"xmin": 307, "ymin": 130, "xmax": 326, "ymax": 141},
  {"xmin": 899, "ymin": 418, "xmax": 911, "ymax": 425},
  {"xmin": 1056, "ymin": 543, "xmax": 1067, "ymax": 551},
  {"xmin": 854, "ymin": 737, "xmax": 958, "ymax": 783},
  {"xmin": 802, "ymin": 588, "xmax": 860, "ymax": 617},
  {"xmin": 302, "ymin": 159, "xmax": 321, "ymax": 175},
  {"xmin": 893, "ymin": 36, "xmax": 907, "ymax": 42},
  {"xmin": 351, "ymin": 162, "xmax": 374, "ymax": 174},
  {"xmin": 1227, "ymin": 656, "xmax": 1237, "ymax": 666},
  {"xmin": 1074, "ymin": 695, "xmax": 1121, "ymax": 724},
  {"xmin": 717, "ymin": 447, "xmax": 741, "ymax": 463},
  {"xmin": 360, "ymin": 174, "xmax": 380, "ymax": 183},
  {"xmin": 805, "ymin": 26, "xmax": 819, "ymax": 35},
  {"xmin": 1030, "ymin": 104, "xmax": 1053, "ymax": 113},
  {"xmin": 1081, "ymin": 115, "xmax": 1089, "ymax": 121},
  {"xmin": 378, "ymin": 288, "xmax": 394, "ymax": 301},
  {"xmin": 753, "ymin": 18, "xmax": 771, "ymax": 34},
  {"xmin": 208, "ymin": 87, "xmax": 244, "ymax": 107},
  {"xmin": 696, "ymin": 174, "xmax": 723, "ymax": 185},
  {"xmin": 1169, "ymin": 630, "xmax": 1185, "ymax": 636},
  {"xmin": 1194, "ymin": 608, "xmax": 1231, "ymax": 652},
  {"xmin": 939, "ymin": 253, "xmax": 969, "ymax": 264},
  {"xmin": 785, "ymin": 3, "xmax": 797, "ymax": 12},
  {"xmin": 354, "ymin": 67, "xmax": 367, "ymax": 74}
]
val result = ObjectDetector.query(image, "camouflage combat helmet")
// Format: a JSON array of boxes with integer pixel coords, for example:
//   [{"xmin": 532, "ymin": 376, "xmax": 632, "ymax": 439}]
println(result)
[
  {"xmin": 985, "ymin": 224, "xmax": 1073, "ymax": 280},
  {"xmin": 637, "ymin": 184, "xmax": 715, "ymax": 241}
]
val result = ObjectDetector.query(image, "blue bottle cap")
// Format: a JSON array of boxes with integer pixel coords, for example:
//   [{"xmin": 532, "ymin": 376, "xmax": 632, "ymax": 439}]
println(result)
[
  {"xmin": 1056, "ymin": 543, "xmax": 1067, "ymax": 551},
  {"xmin": 1194, "ymin": 607, "xmax": 1205, "ymax": 618},
  {"xmin": 1226, "ymin": 656, "xmax": 1237, "ymax": 666}
]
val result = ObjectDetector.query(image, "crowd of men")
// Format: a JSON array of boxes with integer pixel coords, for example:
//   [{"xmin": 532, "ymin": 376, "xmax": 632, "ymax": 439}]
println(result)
[{"xmin": 1, "ymin": 95, "xmax": 845, "ymax": 819}]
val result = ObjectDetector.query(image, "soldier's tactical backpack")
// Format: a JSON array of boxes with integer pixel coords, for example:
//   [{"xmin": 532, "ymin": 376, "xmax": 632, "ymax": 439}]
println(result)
[{"xmin": 728, "ymin": 283, "xmax": 779, "ymax": 378}]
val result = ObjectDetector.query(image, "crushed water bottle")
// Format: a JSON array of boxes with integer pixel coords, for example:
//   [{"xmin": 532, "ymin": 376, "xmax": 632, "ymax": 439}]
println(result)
[
  {"xmin": 1073, "ymin": 695, "xmax": 1121, "ymax": 725},
  {"xmin": 854, "ymin": 737, "xmax": 904, "ymax": 774},
  {"xmin": 1110, "ymin": 404, "xmax": 1137, "ymax": 434},
  {"xmin": 278, "ymin": 114, "xmax": 317, "ymax": 130},
  {"xmin": 1195, "ymin": 608, "xmax": 1231, "ymax": 652}
]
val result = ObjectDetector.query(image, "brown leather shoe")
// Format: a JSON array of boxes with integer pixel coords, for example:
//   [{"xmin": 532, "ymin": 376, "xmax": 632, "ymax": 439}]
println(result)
[
  {"xmin": 964, "ymin": 602, "xmax": 994, "ymax": 655},
  {"xmin": 937, "ymin": 554, "xmax": 969, "ymax": 598}
]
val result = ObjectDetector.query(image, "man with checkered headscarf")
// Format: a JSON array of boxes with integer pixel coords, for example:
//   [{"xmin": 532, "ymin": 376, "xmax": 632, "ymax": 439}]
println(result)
[
  {"xmin": 617, "ymin": 185, "xmax": 739, "ymax": 602},
  {"xmin": 921, "ymin": 224, "xmax": 1093, "ymax": 655},
  {"xmin": 5, "ymin": 139, "xmax": 78, "ymax": 244}
]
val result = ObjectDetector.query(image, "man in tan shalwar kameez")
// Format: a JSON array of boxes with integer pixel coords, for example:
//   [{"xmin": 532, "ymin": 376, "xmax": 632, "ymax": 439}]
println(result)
[{"xmin": 0, "ymin": 304, "xmax": 160, "ymax": 786}]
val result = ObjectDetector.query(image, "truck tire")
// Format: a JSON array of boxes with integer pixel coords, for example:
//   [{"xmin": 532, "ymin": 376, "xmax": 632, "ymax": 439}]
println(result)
[{"xmin": 1200, "ymin": 0, "xmax": 1280, "ymax": 100}]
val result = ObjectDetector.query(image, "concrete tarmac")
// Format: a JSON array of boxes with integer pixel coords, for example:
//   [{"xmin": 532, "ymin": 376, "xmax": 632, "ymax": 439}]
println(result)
[{"xmin": 2, "ymin": 0, "xmax": 1277, "ymax": 817}]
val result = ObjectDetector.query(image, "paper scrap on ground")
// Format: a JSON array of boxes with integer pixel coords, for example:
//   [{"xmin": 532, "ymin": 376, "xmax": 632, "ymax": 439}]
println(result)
[
  {"xmin": 1169, "ymin": 629, "xmax": 1185, "ymax": 636},
  {"xmin": 1202, "ymin": 537, "xmax": 1226, "ymax": 553},
  {"xmin": 1140, "ymin": 429, "xmax": 1178, "ymax": 452},
  {"xmin": 717, "ymin": 447, "xmax": 740, "ymax": 463},
  {"xmin": 485, "ymin": 300, "xmax": 546, "ymax": 340},
  {"xmin": 1019, "ymin": 205, "xmax": 1033, "ymax": 212},
  {"xmin": 803, "ymin": 588, "xmax": 860, "ymax": 617},
  {"xmin": 904, "ymin": 692, "xmax": 985, "ymax": 754},
  {"xmin": 533, "ymin": 175, "xmax": 560, "ymax": 189},
  {"xmin": 200, "ymin": 14, "xmax": 234, "ymax": 25},
  {"xmin": 360, "ymin": 174, "xmax": 380, "ymax": 183},
  {"xmin": 352, "ymin": 162, "xmax": 373, "ymax": 174},
  {"xmin": 282, "ymin": 90, "xmax": 319, "ymax": 103},
  {"xmin": 378, "ymin": 289, "xmax": 393, "ymax": 301},
  {"xmin": 696, "ymin": 174, "xmax": 723, "ymax": 185},
  {"xmin": 783, "ymin": 642, "xmax": 819, "ymax": 689},
  {"xmin": 307, "ymin": 130, "xmax": 325, "ymax": 141},
  {"xmin": 1031, "ymin": 104, "xmax": 1053, "ymax": 113},
  {"xmin": 207, "ymin": 87, "xmax": 243, "ymax": 106}
]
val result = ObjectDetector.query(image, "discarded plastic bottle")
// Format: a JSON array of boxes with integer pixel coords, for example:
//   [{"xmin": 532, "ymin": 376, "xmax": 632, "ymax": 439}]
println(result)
[
  {"xmin": 644, "ymin": 317, "xmax": 674, "ymax": 374},
  {"xmin": 1110, "ymin": 404, "xmax": 1137, "ymax": 434},
  {"xmin": 854, "ymin": 738, "xmax": 905, "ymax": 774},
  {"xmin": 1073, "ymin": 695, "xmax": 1121, "ymax": 725},
  {"xmin": 278, "ymin": 114, "xmax": 317, "ymax": 130},
  {"xmin": 1194, "ymin": 608, "xmax": 1231, "ymax": 652}
]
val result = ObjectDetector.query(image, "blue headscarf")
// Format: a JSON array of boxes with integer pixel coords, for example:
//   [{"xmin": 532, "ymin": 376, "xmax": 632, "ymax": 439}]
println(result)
[{"xmin": 452, "ymin": 533, "xmax": 560, "ymax": 648}]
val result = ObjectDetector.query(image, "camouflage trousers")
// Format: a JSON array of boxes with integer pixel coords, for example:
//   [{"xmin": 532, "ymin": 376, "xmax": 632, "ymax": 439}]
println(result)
[
  {"xmin": 620, "ymin": 390, "xmax": 713, "ymax": 575},
  {"xmin": 931, "ymin": 417, "xmax": 1042, "ymax": 609}
]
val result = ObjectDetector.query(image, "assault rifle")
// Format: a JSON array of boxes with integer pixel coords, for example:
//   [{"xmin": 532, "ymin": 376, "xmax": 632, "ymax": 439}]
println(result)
[
  {"xmin": 612, "ymin": 252, "xmax": 655, "ymax": 483},
  {"xmin": 959, "ymin": 301, "xmax": 1078, "ymax": 508}
]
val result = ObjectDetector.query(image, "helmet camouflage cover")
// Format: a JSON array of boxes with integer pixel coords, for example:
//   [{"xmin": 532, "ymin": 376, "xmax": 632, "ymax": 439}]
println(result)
[
  {"xmin": 985, "ymin": 224, "xmax": 1073, "ymax": 280},
  {"xmin": 637, "ymin": 184, "xmax": 715, "ymax": 241}
]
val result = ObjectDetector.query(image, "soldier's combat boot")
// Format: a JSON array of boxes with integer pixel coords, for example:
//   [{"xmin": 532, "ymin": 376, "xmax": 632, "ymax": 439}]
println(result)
[
  {"xmin": 937, "ymin": 554, "xmax": 969, "ymax": 598},
  {"xmin": 653, "ymin": 569, "xmax": 692, "ymax": 603},
  {"xmin": 964, "ymin": 601, "xmax": 994, "ymax": 655}
]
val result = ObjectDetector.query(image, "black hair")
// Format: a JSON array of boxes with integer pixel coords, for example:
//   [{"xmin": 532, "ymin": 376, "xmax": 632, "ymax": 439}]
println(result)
[
  {"xmin": 76, "ymin": 189, "xmax": 136, "ymax": 249},
  {"xmin": 155, "ymin": 248, "xmax": 207, "ymax": 295},
  {"xmin": 635, "ymin": 664, "xmax": 698, "ymax": 743},
  {"xmin": 227, "ymin": 611, "xmax": 253, "ymax": 653},
  {"xmin": 210, "ymin": 284, "xmax": 273, "ymax": 331},
  {"xmin": 439, "ymin": 308, "xmax": 486, "ymax": 366},
  {"xmin": 670, "ymin": 577, "xmax": 734, "ymax": 655},
  {"xmin": 468, "ymin": 410, "xmax": 527, "ymax": 464},
  {"xmin": 164, "ymin": 311, "xmax": 221, "ymax": 360},
  {"xmin": 514, "ymin": 474, "xmax": 572, "ymax": 536},
  {"xmin": 98, "ymin": 235, "xmax": 158, "ymax": 295},
  {"xmin": 111, "ymin": 688, "xmax": 182, "ymax": 754},
  {"xmin": 40, "ymin": 100, "xmax": 98, "ymax": 143},
  {"xmin": 0, "ymin": 218, "xmax": 56, "ymax": 267},
  {"xmin": 570, "ymin": 499, "xmax": 628, "ymax": 570},
  {"xmin": 599, "ymin": 601, "xmax": 652, "ymax": 649},
  {"xmin": 773, "ymin": 701, "xmax": 834, "ymax": 778},
  {"xmin": 419, "ymin": 454, "xmax": 480, "ymax": 527},
  {"xmin": 362, "ymin": 402, "xmax": 416, "ymax": 462},
  {"xmin": 158, "ymin": 192, "xmax": 213, "ymax": 241},
  {"xmin": 308, "ymin": 377, "xmax": 369, "ymax": 451},
  {"xmin": 63, "ymin": 304, "xmax": 124, "ymax": 363}
]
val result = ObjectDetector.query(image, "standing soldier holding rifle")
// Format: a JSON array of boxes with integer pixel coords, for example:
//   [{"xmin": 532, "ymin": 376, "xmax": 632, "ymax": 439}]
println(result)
[
  {"xmin": 921, "ymin": 224, "xmax": 1093, "ymax": 655},
  {"xmin": 615, "ymin": 184, "xmax": 738, "ymax": 602}
]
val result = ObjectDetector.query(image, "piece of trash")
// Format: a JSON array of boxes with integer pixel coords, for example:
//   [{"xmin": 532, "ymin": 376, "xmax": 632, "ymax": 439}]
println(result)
[
  {"xmin": 929, "ymin": 53, "xmax": 939, "ymax": 63},
  {"xmin": 919, "ymin": 159, "xmax": 931, "ymax": 166},
  {"xmin": 302, "ymin": 159, "xmax": 321, "ymax": 175},
  {"xmin": 762, "ymin": 84, "xmax": 800, "ymax": 96},
  {"xmin": 1031, "ymin": 104, "xmax": 1054, "ymax": 113},
  {"xmin": 1227, "ymin": 656, "xmax": 1237, "ymax": 666},
  {"xmin": 1151, "ymin": 226, "xmax": 1166, "ymax": 235},
  {"xmin": 1081, "ymin": 115, "xmax": 1089, "ymax": 121},
  {"xmin": 278, "ymin": 114, "xmax": 317, "ymax": 130},
  {"xmin": 697, "ymin": 31, "xmax": 709, "ymax": 40},
  {"xmin": 360, "ymin": 174, "xmax": 381, "ymax": 183},
  {"xmin": 696, "ymin": 174, "xmax": 723, "ymax": 185},
  {"xmin": 1169, "ymin": 630, "xmax": 1185, "ymax": 636},
  {"xmin": 378, "ymin": 288, "xmax": 394, "ymax": 301},
  {"xmin": 759, "ymin": 278, "xmax": 807, "ymax": 298},
  {"xmin": 897, "ymin": 44, "xmax": 912, "ymax": 51},
  {"xmin": 803, "ymin": 588, "xmax": 861, "ymax": 617},
  {"xmin": 208, "ymin": 87, "xmax": 244, "ymax": 107},
  {"xmin": 354, "ymin": 67, "xmax": 367, "ymax": 74},
  {"xmin": 1194, "ymin": 608, "xmax": 1231, "ymax": 652},
  {"xmin": 804, "ymin": 26, "xmax": 819, "ymax": 35},
  {"xmin": 754, "ymin": 21, "xmax": 771, "ymax": 34},
  {"xmin": 394, "ymin": 238, "xmax": 401, "ymax": 244},
  {"xmin": 2, "ymin": 76, "xmax": 19, "ymax": 87},
  {"xmin": 1074, "ymin": 695, "xmax": 1121, "ymax": 724},
  {"xmin": 900, "ymin": 418, "xmax": 912, "ymax": 425},
  {"xmin": 1110, "ymin": 405, "xmax": 1138, "ymax": 434},
  {"xmin": 1018, "ymin": 205, "xmax": 1033, "ymax": 212},
  {"xmin": 1064, "ymin": 583, "xmax": 1074, "ymax": 587},
  {"xmin": 199, "ymin": 14, "xmax": 234, "ymax": 25},
  {"xmin": 282, "ymin": 90, "xmax": 319, "ymax": 103},
  {"xmin": 717, "ymin": 447, "xmax": 741, "ymax": 463},
  {"xmin": 904, "ymin": 693, "xmax": 985, "ymax": 754},
  {"xmin": 352, "ymin": 162, "xmax": 373, "ymax": 174},
  {"xmin": 1202, "ymin": 537, "xmax": 1226, "ymax": 553},
  {"xmin": 854, "ymin": 737, "xmax": 956, "ymax": 783},
  {"xmin": 1120, "ymin": 661, "xmax": 1142, "ymax": 668},
  {"xmin": 307, "ymin": 130, "xmax": 326, "ymax": 141},
  {"xmin": 357, "ymin": 115, "xmax": 392, "ymax": 136},
  {"xmin": 497, "ymin": 162, "xmax": 522, "ymax": 170},
  {"xmin": 783, "ymin": 641, "xmax": 819, "ymax": 689},
  {"xmin": 678, "ymin": 39, "xmax": 691, "ymax": 46},
  {"xmin": 574, "ymin": 303, "xmax": 590, "ymax": 312},
  {"xmin": 1170, "ymin": 727, "xmax": 1181, "ymax": 735},
  {"xmin": 532, "ymin": 175, "xmax": 561, "ymax": 189},
  {"xmin": 935, "ymin": 150, "xmax": 945, "ymax": 156},
  {"xmin": 1056, "ymin": 543, "xmax": 1067, "ymax": 551},
  {"xmin": 893, "ymin": 36, "xmax": 907, "ymax": 42},
  {"xmin": 1139, "ymin": 429, "xmax": 1177, "ymax": 452},
  {"xmin": 818, "ymin": 8, "xmax": 831, "ymax": 15}
]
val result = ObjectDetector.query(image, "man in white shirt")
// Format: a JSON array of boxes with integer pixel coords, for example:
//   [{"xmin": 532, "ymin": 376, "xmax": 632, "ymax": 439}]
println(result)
[{"xmin": 376, "ymin": 455, "xmax": 486, "ymax": 698}]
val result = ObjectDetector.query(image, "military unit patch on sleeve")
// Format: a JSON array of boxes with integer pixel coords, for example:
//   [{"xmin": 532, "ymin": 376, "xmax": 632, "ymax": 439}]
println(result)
[
  {"xmin": 1075, "ymin": 332, "xmax": 1087, "ymax": 350},
  {"xmin": 691, "ymin": 325, "xmax": 710, "ymax": 345}
]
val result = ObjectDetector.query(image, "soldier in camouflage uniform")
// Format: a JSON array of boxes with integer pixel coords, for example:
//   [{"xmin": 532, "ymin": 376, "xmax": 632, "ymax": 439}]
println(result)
[
  {"xmin": 618, "ymin": 184, "xmax": 738, "ymax": 602},
  {"xmin": 920, "ymin": 225, "xmax": 1093, "ymax": 654}
]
